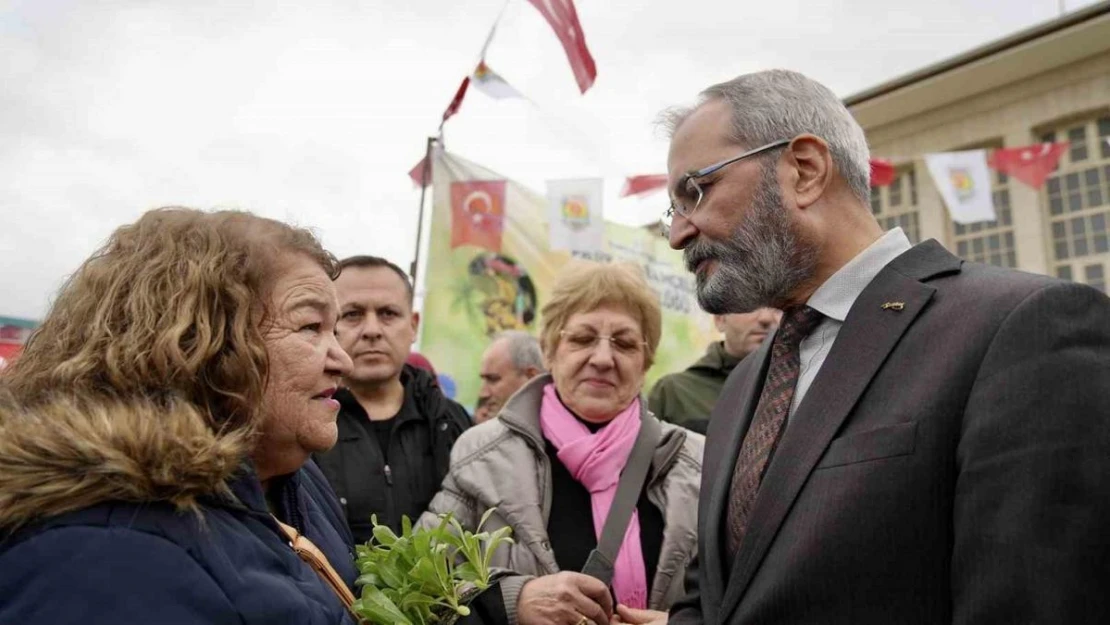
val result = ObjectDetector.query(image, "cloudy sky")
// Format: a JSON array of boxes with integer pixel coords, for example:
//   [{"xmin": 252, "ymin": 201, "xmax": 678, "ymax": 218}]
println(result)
[{"xmin": 0, "ymin": 0, "xmax": 1098, "ymax": 319}]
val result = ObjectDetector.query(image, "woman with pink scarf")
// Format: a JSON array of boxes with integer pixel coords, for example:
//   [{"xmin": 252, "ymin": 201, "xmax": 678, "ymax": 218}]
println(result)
[{"xmin": 420, "ymin": 262, "xmax": 704, "ymax": 625}]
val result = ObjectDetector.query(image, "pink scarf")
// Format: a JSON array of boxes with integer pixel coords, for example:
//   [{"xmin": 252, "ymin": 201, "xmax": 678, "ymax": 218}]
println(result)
[{"xmin": 539, "ymin": 383, "xmax": 649, "ymax": 609}]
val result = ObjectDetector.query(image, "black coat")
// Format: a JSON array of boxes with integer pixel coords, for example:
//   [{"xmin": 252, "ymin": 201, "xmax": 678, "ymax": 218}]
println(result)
[
  {"xmin": 316, "ymin": 365, "xmax": 471, "ymax": 543},
  {"xmin": 671, "ymin": 241, "xmax": 1110, "ymax": 624}
]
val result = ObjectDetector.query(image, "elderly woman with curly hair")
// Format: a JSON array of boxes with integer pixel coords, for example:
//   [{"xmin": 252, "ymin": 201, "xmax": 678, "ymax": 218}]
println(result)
[
  {"xmin": 0, "ymin": 208, "xmax": 361, "ymax": 624},
  {"xmin": 421, "ymin": 261, "xmax": 704, "ymax": 625}
]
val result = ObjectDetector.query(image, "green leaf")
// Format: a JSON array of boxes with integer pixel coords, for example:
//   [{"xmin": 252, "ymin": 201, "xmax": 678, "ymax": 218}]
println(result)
[
  {"xmin": 477, "ymin": 507, "xmax": 497, "ymax": 532},
  {"xmin": 373, "ymin": 525, "xmax": 399, "ymax": 547},
  {"xmin": 356, "ymin": 573, "xmax": 382, "ymax": 589},
  {"xmin": 358, "ymin": 587, "xmax": 414, "ymax": 625}
]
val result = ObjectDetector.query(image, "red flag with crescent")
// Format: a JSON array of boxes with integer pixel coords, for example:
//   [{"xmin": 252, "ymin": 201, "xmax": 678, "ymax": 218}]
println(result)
[
  {"xmin": 988, "ymin": 142, "xmax": 1068, "ymax": 190},
  {"xmin": 451, "ymin": 180, "xmax": 507, "ymax": 252}
]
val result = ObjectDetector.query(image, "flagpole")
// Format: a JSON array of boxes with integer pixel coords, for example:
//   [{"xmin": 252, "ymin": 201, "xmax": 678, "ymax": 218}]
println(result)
[{"xmin": 410, "ymin": 136, "xmax": 436, "ymax": 282}]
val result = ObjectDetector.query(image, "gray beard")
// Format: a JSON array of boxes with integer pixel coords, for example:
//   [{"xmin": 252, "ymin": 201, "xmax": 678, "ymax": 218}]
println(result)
[{"xmin": 683, "ymin": 164, "xmax": 818, "ymax": 314}]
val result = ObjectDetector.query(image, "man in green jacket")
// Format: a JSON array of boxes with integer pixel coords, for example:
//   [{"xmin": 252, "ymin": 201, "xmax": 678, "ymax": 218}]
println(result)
[{"xmin": 649, "ymin": 308, "xmax": 781, "ymax": 433}]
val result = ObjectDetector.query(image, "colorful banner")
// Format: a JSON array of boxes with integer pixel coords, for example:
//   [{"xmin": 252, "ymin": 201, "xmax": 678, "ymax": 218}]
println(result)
[{"xmin": 419, "ymin": 150, "xmax": 715, "ymax": 411}]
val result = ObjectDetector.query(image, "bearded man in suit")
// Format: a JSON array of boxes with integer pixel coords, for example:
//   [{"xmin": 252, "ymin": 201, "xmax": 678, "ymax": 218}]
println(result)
[{"xmin": 617, "ymin": 69, "xmax": 1110, "ymax": 625}]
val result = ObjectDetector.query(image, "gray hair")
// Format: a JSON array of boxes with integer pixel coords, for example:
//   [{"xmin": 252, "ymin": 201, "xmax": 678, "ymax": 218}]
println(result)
[
  {"xmin": 492, "ymin": 330, "xmax": 545, "ymax": 373},
  {"xmin": 661, "ymin": 69, "xmax": 871, "ymax": 204}
]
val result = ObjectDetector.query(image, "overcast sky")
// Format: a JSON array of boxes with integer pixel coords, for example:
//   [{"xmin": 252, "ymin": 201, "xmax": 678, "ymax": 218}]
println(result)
[{"xmin": 0, "ymin": 0, "xmax": 1099, "ymax": 319}]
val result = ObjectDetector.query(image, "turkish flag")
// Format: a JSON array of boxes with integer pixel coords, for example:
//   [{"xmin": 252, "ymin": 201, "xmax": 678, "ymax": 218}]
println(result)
[
  {"xmin": 869, "ymin": 158, "xmax": 896, "ymax": 187},
  {"xmin": 451, "ymin": 180, "xmax": 507, "ymax": 252},
  {"xmin": 621, "ymin": 174, "xmax": 669, "ymax": 198},
  {"xmin": 526, "ymin": 0, "xmax": 597, "ymax": 94},
  {"xmin": 988, "ymin": 142, "xmax": 1068, "ymax": 190}
]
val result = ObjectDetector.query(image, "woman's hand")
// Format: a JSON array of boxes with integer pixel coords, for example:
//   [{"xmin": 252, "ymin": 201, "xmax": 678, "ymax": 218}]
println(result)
[
  {"xmin": 516, "ymin": 572, "xmax": 614, "ymax": 625},
  {"xmin": 612, "ymin": 605, "xmax": 668, "ymax": 625}
]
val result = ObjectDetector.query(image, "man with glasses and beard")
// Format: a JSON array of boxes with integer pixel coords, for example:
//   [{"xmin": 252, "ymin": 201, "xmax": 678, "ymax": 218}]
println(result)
[{"xmin": 633, "ymin": 70, "xmax": 1110, "ymax": 625}]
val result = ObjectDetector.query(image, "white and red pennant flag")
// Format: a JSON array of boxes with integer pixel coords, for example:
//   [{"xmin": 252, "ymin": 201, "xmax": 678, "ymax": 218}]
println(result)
[
  {"xmin": 526, "ymin": 0, "xmax": 597, "ymax": 94},
  {"xmin": 547, "ymin": 178, "xmax": 605, "ymax": 254},
  {"xmin": 924, "ymin": 150, "xmax": 996, "ymax": 224},
  {"xmin": 471, "ymin": 61, "xmax": 523, "ymax": 100}
]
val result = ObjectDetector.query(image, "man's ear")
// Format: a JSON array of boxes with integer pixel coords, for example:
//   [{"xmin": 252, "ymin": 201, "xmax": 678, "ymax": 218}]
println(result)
[
  {"xmin": 524, "ymin": 366, "xmax": 542, "ymax": 379},
  {"xmin": 410, "ymin": 311, "xmax": 420, "ymax": 342},
  {"xmin": 787, "ymin": 134, "xmax": 832, "ymax": 210},
  {"xmin": 713, "ymin": 315, "xmax": 727, "ymax": 334}
]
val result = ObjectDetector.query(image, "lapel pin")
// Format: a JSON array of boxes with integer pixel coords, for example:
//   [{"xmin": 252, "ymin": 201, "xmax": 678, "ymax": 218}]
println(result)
[{"xmin": 881, "ymin": 301, "xmax": 905, "ymax": 311}]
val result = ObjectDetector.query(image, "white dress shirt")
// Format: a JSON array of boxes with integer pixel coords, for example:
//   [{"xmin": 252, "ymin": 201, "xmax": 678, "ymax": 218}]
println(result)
[{"xmin": 789, "ymin": 228, "xmax": 914, "ymax": 417}]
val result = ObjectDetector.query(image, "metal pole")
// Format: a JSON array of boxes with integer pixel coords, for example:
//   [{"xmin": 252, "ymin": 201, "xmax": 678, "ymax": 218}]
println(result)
[{"xmin": 410, "ymin": 136, "xmax": 436, "ymax": 282}]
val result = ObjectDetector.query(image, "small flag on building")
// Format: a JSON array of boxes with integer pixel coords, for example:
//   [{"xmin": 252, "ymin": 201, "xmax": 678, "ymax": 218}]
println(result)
[
  {"xmin": 451, "ymin": 180, "xmax": 507, "ymax": 252},
  {"xmin": 547, "ymin": 178, "xmax": 605, "ymax": 253},
  {"xmin": 526, "ymin": 0, "xmax": 597, "ymax": 94},
  {"xmin": 988, "ymin": 142, "xmax": 1068, "ymax": 190},
  {"xmin": 924, "ymin": 150, "xmax": 996, "ymax": 225},
  {"xmin": 471, "ymin": 61, "xmax": 523, "ymax": 100}
]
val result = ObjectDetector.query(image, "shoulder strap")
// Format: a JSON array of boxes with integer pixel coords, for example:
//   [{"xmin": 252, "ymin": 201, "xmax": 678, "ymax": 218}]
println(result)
[
  {"xmin": 580, "ymin": 414, "xmax": 662, "ymax": 585},
  {"xmin": 272, "ymin": 516, "xmax": 358, "ymax": 617}
]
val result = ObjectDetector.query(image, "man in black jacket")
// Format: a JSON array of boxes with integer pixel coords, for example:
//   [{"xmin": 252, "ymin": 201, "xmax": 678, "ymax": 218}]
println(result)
[{"xmin": 315, "ymin": 256, "xmax": 470, "ymax": 543}]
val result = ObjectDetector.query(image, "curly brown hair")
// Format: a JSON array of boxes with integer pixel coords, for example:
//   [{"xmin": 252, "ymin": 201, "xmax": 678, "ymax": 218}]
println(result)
[{"xmin": 3, "ymin": 207, "xmax": 337, "ymax": 434}]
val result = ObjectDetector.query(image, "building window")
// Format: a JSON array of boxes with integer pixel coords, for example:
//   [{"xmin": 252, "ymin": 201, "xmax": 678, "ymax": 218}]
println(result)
[
  {"xmin": 951, "ymin": 158, "xmax": 1017, "ymax": 268},
  {"xmin": 1085, "ymin": 264, "xmax": 1106, "ymax": 293},
  {"xmin": 1042, "ymin": 116, "xmax": 1110, "ymax": 291},
  {"xmin": 872, "ymin": 168, "xmax": 920, "ymax": 243}
]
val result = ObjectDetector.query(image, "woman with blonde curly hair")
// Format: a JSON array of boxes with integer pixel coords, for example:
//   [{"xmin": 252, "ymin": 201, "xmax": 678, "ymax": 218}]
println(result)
[
  {"xmin": 0, "ymin": 207, "xmax": 360, "ymax": 624},
  {"xmin": 421, "ymin": 261, "xmax": 704, "ymax": 625}
]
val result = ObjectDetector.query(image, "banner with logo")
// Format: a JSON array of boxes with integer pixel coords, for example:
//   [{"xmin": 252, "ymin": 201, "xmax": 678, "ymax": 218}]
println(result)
[
  {"xmin": 924, "ymin": 150, "xmax": 996, "ymax": 224},
  {"xmin": 419, "ymin": 150, "xmax": 715, "ymax": 412},
  {"xmin": 546, "ymin": 178, "xmax": 605, "ymax": 254}
]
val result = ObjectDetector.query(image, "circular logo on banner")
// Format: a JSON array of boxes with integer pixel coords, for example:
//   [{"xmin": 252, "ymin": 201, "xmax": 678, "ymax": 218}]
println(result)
[{"xmin": 560, "ymin": 195, "xmax": 590, "ymax": 231}]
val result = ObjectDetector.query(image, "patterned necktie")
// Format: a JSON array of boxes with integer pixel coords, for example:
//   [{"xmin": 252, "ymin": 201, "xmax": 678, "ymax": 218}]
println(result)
[{"xmin": 726, "ymin": 306, "xmax": 824, "ymax": 561}]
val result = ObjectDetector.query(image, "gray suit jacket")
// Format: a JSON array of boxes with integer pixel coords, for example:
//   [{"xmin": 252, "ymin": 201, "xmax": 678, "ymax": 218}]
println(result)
[{"xmin": 670, "ymin": 240, "xmax": 1110, "ymax": 624}]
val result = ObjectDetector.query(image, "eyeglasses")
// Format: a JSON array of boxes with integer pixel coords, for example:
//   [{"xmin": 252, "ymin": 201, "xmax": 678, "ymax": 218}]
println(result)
[
  {"xmin": 559, "ymin": 330, "xmax": 646, "ymax": 356},
  {"xmin": 661, "ymin": 138, "xmax": 791, "ymax": 236}
]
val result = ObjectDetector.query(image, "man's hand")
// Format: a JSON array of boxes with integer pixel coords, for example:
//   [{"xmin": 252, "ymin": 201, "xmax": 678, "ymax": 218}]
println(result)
[
  {"xmin": 613, "ymin": 605, "xmax": 668, "ymax": 625},
  {"xmin": 516, "ymin": 572, "xmax": 614, "ymax": 625}
]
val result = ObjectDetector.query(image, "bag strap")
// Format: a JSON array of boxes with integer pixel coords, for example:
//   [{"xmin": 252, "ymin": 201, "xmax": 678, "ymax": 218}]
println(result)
[
  {"xmin": 580, "ymin": 414, "xmax": 662, "ymax": 585},
  {"xmin": 272, "ymin": 516, "xmax": 359, "ymax": 617}
]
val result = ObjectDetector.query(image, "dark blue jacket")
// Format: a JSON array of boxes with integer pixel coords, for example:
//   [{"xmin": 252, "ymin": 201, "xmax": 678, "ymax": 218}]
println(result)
[{"xmin": 0, "ymin": 461, "xmax": 359, "ymax": 625}]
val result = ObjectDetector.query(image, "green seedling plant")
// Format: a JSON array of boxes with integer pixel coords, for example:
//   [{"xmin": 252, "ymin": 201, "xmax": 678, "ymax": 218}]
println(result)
[{"xmin": 352, "ymin": 509, "xmax": 514, "ymax": 625}]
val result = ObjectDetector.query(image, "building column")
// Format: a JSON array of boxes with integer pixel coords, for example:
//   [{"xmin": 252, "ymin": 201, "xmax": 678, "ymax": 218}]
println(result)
[{"xmin": 915, "ymin": 158, "xmax": 950, "ymax": 246}]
